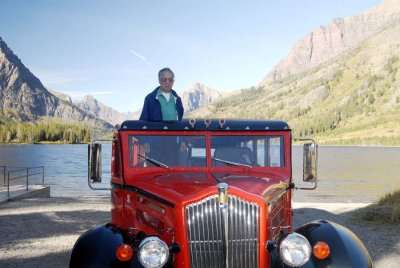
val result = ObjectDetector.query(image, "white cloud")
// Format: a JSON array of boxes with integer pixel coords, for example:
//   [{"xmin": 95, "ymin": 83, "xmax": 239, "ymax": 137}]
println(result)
[{"xmin": 129, "ymin": 49, "xmax": 151, "ymax": 65}]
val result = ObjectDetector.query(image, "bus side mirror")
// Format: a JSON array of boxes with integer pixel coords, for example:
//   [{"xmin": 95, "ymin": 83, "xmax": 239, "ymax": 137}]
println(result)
[
  {"xmin": 89, "ymin": 143, "xmax": 102, "ymax": 183},
  {"xmin": 303, "ymin": 142, "xmax": 317, "ymax": 183}
]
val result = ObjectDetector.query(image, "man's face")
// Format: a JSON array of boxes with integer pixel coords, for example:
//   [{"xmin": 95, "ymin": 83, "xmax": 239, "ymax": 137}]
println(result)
[{"xmin": 159, "ymin": 71, "xmax": 174, "ymax": 92}]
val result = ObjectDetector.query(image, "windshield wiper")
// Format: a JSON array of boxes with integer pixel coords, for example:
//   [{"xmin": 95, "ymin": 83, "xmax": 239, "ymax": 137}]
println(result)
[
  {"xmin": 212, "ymin": 157, "xmax": 252, "ymax": 168},
  {"xmin": 137, "ymin": 153, "xmax": 169, "ymax": 168}
]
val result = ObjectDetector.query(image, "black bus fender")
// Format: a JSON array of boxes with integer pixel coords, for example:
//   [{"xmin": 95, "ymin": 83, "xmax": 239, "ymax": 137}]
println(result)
[
  {"xmin": 69, "ymin": 223, "xmax": 141, "ymax": 268},
  {"xmin": 292, "ymin": 219, "xmax": 374, "ymax": 268}
]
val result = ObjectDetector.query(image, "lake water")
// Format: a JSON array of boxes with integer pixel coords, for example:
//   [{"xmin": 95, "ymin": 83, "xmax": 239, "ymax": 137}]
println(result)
[
  {"xmin": 0, "ymin": 144, "xmax": 112, "ymax": 197},
  {"xmin": 292, "ymin": 146, "xmax": 400, "ymax": 203},
  {"xmin": 0, "ymin": 144, "xmax": 399, "ymax": 203}
]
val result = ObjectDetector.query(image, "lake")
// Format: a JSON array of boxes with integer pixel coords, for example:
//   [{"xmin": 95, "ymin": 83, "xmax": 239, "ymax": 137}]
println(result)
[
  {"xmin": 0, "ymin": 144, "xmax": 399, "ymax": 203},
  {"xmin": 292, "ymin": 146, "xmax": 400, "ymax": 203},
  {"xmin": 0, "ymin": 144, "xmax": 112, "ymax": 197}
]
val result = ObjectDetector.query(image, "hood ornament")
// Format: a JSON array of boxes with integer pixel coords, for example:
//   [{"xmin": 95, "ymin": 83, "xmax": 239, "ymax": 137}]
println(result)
[
  {"xmin": 217, "ymin": 182, "xmax": 229, "ymax": 265},
  {"xmin": 218, "ymin": 183, "xmax": 229, "ymax": 208}
]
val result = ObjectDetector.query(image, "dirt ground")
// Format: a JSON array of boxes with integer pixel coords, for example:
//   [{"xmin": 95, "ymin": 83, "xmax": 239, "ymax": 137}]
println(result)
[{"xmin": 0, "ymin": 196, "xmax": 399, "ymax": 268}]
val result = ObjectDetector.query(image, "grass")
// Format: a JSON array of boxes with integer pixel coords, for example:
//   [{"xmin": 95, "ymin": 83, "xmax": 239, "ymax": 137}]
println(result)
[{"xmin": 359, "ymin": 189, "xmax": 400, "ymax": 224}]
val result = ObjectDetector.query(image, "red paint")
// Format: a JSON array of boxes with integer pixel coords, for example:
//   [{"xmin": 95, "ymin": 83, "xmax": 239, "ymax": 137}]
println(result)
[{"xmin": 109, "ymin": 127, "xmax": 293, "ymax": 267}]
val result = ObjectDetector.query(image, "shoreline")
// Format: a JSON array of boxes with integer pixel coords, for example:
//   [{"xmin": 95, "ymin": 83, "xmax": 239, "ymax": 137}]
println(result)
[
  {"xmin": 0, "ymin": 196, "xmax": 399, "ymax": 267},
  {"xmin": 1, "ymin": 142, "xmax": 400, "ymax": 148}
]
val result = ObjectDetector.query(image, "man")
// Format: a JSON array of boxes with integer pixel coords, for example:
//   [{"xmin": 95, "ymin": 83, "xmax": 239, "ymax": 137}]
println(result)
[{"xmin": 139, "ymin": 67, "xmax": 184, "ymax": 121}]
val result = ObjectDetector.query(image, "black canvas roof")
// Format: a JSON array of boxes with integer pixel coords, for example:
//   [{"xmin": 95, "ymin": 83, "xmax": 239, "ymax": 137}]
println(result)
[{"xmin": 120, "ymin": 119, "xmax": 290, "ymax": 131}]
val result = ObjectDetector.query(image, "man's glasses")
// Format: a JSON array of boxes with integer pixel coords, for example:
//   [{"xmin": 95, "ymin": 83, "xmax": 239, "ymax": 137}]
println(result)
[{"xmin": 161, "ymin": 77, "xmax": 174, "ymax": 83}]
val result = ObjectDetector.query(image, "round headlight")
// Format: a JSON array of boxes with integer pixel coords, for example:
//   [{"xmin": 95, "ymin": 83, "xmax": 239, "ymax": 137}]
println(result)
[
  {"xmin": 138, "ymin": 237, "xmax": 169, "ymax": 268},
  {"xmin": 279, "ymin": 233, "xmax": 311, "ymax": 267}
]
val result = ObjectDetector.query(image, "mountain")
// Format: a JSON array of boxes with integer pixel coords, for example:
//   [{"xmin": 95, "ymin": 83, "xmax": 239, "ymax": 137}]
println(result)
[
  {"xmin": 260, "ymin": 0, "xmax": 400, "ymax": 86},
  {"xmin": 47, "ymin": 88, "xmax": 72, "ymax": 103},
  {"xmin": 75, "ymin": 95, "xmax": 139, "ymax": 126},
  {"xmin": 64, "ymin": 83, "xmax": 221, "ymax": 124},
  {"xmin": 181, "ymin": 83, "xmax": 223, "ymax": 112},
  {"xmin": 190, "ymin": 0, "xmax": 400, "ymax": 145},
  {"xmin": 56, "ymin": 83, "xmax": 221, "ymax": 125},
  {"xmin": 0, "ymin": 36, "xmax": 113, "ymax": 133},
  {"xmin": 103, "ymin": 83, "xmax": 224, "ymax": 119}
]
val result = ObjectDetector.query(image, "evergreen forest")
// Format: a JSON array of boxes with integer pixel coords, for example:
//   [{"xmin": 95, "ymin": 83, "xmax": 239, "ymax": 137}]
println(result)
[{"xmin": 0, "ymin": 120, "xmax": 91, "ymax": 144}]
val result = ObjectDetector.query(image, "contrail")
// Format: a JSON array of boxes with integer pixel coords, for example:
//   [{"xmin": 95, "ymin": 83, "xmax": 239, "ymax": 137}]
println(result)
[{"xmin": 129, "ymin": 49, "xmax": 151, "ymax": 65}]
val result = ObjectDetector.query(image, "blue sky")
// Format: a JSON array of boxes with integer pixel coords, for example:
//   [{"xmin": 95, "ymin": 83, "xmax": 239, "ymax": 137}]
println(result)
[{"xmin": 0, "ymin": 0, "xmax": 381, "ymax": 113}]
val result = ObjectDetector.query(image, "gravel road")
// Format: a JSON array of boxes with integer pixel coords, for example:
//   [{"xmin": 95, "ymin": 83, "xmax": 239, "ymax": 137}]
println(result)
[{"xmin": 0, "ymin": 196, "xmax": 399, "ymax": 268}]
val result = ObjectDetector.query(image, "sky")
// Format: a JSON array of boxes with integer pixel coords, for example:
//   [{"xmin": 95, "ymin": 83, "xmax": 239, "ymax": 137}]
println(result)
[{"xmin": 0, "ymin": 0, "xmax": 382, "ymax": 113}]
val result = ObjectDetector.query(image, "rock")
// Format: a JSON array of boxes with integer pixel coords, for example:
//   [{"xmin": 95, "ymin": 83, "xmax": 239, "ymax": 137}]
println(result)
[
  {"xmin": 75, "ymin": 94, "xmax": 140, "ymax": 125},
  {"xmin": 260, "ymin": 0, "xmax": 400, "ymax": 86},
  {"xmin": 180, "ymin": 83, "xmax": 223, "ymax": 112},
  {"xmin": 0, "ymin": 36, "xmax": 113, "ymax": 131}
]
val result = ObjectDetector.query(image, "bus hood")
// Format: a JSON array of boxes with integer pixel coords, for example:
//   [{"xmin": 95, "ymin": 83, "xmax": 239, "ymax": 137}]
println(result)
[{"xmin": 132, "ymin": 170, "xmax": 288, "ymax": 206}]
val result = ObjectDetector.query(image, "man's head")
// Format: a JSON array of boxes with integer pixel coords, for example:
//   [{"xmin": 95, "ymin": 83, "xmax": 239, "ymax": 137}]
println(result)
[{"xmin": 158, "ymin": 67, "xmax": 175, "ymax": 92}]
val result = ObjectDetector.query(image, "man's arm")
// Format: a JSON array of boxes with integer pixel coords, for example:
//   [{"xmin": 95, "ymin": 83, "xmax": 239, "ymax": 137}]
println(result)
[
  {"xmin": 176, "ymin": 97, "xmax": 184, "ymax": 121},
  {"xmin": 139, "ymin": 98, "xmax": 149, "ymax": 121}
]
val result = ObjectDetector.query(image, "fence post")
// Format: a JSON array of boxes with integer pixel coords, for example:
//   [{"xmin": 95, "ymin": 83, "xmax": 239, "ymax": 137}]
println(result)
[
  {"xmin": 7, "ymin": 171, "xmax": 10, "ymax": 197},
  {"xmin": 2, "ymin": 166, "xmax": 5, "ymax": 187},
  {"xmin": 26, "ymin": 168, "xmax": 29, "ymax": 192},
  {"xmin": 42, "ymin": 166, "xmax": 44, "ymax": 186}
]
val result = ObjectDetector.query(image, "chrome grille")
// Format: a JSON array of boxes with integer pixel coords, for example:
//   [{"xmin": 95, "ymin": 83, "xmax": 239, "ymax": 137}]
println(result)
[{"xmin": 186, "ymin": 195, "xmax": 259, "ymax": 268}]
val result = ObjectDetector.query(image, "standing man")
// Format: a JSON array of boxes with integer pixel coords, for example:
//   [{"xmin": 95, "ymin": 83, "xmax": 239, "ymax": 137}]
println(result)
[{"xmin": 139, "ymin": 67, "xmax": 184, "ymax": 121}]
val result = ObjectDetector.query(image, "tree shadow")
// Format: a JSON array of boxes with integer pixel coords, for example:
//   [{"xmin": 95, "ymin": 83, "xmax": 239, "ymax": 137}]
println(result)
[
  {"xmin": 0, "ymin": 251, "xmax": 72, "ymax": 268},
  {"xmin": 0, "ymin": 196, "xmax": 110, "ymax": 268}
]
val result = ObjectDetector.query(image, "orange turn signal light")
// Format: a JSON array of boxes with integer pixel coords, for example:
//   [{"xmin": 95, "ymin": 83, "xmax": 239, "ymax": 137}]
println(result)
[
  {"xmin": 116, "ymin": 243, "xmax": 134, "ymax": 262},
  {"xmin": 313, "ymin": 241, "xmax": 330, "ymax": 260}
]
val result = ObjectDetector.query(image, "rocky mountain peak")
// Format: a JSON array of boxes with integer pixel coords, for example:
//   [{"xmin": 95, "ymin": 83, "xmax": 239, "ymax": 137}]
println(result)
[
  {"xmin": 0, "ymin": 36, "xmax": 112, "ymax": 131},
  {"xmin": 47, "ymin": 88, "xmax": 72, "ymax": 103},
  {"xmin": 80, "ymin": 94, "xmax": 98, "ymax": 108},
  {"xmin": 82, "ymin": 94, "xmax": 96, "ymax": 102},
  {"xmin": 75, "ymin": 94, "xmax": 101, "ymax": 116},
  {"xmin": 260, "ymin": 0, "xmax": 400, "ymax": 86},
  {"xmin": 75, "ymin": 94, "xmax": 138, "ymax": 125},
  {"xmin": 1, "ymin": 37, "xmax": 52, "ymax": 118},
  {"xmin": 181, "ymin": 83, "xmax": 223, "ymax": 112}
]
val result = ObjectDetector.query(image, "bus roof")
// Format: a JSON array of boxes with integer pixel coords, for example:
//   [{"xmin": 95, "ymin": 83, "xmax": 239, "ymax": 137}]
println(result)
[{"xmin": 120, "ymin": 119, "xmax": 290, "ymax": 131}]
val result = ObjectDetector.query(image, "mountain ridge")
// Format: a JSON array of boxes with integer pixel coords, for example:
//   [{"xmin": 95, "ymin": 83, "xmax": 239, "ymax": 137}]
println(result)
[
  {"xmin": 2, "ymin": 0, "xmax": 400, "ymax": 145},
  {"xmin": 190, "ymin": 13, "xmax": 400, "ymax": 145},
  {"xmin": 0, "ymin": 37, "xmax": 113, "ymax": 135},
  {"xmin": 180, "ymin": 83, "xmax": 224, "ymax": 112},
  {"xmin": 260, "ymin": 0, "xmax": 400, "ymax": 86},
  {"xmin": 48, "ymin": 82, "xmax": 224, "ymax": 125},
  {"xmin": 75, "ymin": 94, "xmax": 140, "ymax": 126}
]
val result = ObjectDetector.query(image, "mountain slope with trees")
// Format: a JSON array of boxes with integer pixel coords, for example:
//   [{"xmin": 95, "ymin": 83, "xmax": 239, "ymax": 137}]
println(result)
[
  {"xmin": 0, "ymin": 36, "xmax": 113, "ymax": 142},
  {"xmin": 260, "ymin": 0, "xmax": 400, "ymax": 85},
  {"xmin": 189, "ymin": 16, "xmax": 400, "ymax": 145}
]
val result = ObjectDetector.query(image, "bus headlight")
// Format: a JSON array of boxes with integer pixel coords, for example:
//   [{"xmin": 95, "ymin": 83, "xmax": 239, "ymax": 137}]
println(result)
[
  {"xmin": 138, "ymin": 237, "xmax": 169, "ymax": 268},
  {"xmin": 279, "ymin": 233, "xmax": 311, "ymax": 267}
]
